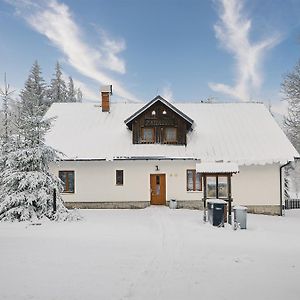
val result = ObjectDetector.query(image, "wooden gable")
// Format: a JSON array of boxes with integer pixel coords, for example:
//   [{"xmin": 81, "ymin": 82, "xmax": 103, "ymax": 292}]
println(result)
[{"xmin": 124, "ymin": 96, "xmax": 193, "ymax": 145}]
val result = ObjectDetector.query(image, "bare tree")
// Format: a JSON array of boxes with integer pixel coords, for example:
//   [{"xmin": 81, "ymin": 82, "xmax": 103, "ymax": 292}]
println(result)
[{"xmin": 282, "ymin": 60, "xmax": 300, "ymax": 153}]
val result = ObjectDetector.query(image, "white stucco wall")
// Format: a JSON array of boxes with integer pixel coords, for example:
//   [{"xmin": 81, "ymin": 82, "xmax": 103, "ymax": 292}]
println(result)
[
  {"xmin": 50, "ymin": 160, "xmax": 203, "ymax": 203},
  {"xmin": 232, "ymin": 164, "xmax": 280, "ymax": 206},
  {"xmin": 50, "ymin": 160, "xmax": 281, "ymax": 206}
]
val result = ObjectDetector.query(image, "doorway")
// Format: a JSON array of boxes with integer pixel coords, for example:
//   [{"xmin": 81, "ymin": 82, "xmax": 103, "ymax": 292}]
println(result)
[{"xmin": 150, "ymin": 174, "xmax": 166, "ymax": 205}]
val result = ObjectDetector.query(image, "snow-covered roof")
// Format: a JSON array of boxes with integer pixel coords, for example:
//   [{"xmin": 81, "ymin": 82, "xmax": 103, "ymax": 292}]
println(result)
[
  {"xmin": 196, "ymin": 162, "xmax": 239, "ymax": 173},
  {"xmin": 45, "ymin": 101, "xmax": 299, "ymax": 165}
]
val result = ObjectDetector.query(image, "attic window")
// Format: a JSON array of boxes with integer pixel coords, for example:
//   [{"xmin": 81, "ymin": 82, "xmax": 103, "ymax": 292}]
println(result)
[
  {"xmin": 151, "ymin": 110, "xmax": 156, "ymax": 116},
  {"xmin": 164, "ymin": 127, "xmax": 177, "ymax": 143},
  {"xmin": 142, "ymin": 128, "xmax": 155, "ymax": 143},
  {"xmin": 162, "ymin": 110, "xmax": 167, "ymax": 115}
]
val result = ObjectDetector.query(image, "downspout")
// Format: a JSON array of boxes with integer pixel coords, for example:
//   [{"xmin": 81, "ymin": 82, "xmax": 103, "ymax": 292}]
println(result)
[{"xmin": 280, "ymin": 161, "xmax": 291, "ymax": 216}]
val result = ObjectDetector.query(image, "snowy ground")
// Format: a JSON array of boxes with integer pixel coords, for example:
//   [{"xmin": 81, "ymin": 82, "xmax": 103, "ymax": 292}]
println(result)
[{"xmin": 0, "ymin": 207, "xmax": 300, "ymax": 300}]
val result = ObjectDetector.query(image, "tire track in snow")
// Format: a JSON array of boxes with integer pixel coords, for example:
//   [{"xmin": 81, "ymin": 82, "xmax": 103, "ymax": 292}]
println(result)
[{"xmin": 121, "ymin": 207, "xmax": 184, "ymax": 300}]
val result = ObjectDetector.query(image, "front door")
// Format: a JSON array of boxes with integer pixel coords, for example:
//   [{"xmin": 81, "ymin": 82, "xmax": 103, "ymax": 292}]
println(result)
[{"xmin": 150, "ymin": 174, "xmax": 166, "ymax": 205}]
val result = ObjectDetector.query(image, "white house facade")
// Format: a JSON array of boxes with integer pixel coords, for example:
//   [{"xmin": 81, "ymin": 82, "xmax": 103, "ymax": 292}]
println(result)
[{"xmin": 46, "ymin": 87, "xmax": 299, "ymax": 216}]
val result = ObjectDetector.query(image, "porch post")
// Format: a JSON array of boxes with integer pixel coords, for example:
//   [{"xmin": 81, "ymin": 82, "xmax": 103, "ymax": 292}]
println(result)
[
  {"xmin": 203, "ymin": 174, "xmax": 207, "ymax": 222},
  {"xmin": 228, "ymin": 174, "xmax": 232, "ymax": 224}
]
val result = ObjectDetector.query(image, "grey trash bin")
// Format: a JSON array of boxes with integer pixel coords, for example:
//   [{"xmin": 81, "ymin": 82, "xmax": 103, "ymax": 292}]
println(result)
[
  {"xmin": 169, "ymin": 199, "xmax": 177, "ymax": 209},
  {"xmin": 233, "ymin": 206, "xmax": 247, "ymax": 229}
]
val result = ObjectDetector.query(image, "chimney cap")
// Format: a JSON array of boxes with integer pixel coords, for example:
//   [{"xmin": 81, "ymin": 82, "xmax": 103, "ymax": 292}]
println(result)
[{"xmin": 101, "ymin": 85, "xmax": 113, "ymax": 95}]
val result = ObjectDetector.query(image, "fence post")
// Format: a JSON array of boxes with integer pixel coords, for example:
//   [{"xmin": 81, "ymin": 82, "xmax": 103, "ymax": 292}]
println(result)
[{"xmin": 53, "ymin": 188, "xmax": 57, "ymax": 213}]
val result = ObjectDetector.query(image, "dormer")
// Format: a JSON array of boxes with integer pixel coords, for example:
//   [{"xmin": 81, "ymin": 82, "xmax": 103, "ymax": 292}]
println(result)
[{"xmin": 124, "ymin": 96, "xmax": 193, "ymax": 145}]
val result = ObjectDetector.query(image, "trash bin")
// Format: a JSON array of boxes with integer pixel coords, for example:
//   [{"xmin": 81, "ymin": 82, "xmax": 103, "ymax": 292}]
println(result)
[
  {"xmin": 233, "ymin": 206, "xmax": 247, "ymax": 229},
  {"xmin": 207, "ymin": 199, "xmax": 226, "ymax": 227},
  {"xmin": 169, "ymin": 199, "xmax": 177, "ymax": 209}
]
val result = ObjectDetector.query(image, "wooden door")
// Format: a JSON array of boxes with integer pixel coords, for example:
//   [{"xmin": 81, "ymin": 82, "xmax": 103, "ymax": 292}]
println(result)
[{"xmin": 150, "ymin": 174, "xmax": 166, "ymax": 205}]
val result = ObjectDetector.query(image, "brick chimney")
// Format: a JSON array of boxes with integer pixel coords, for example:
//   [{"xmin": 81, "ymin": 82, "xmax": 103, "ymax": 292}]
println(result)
[{"xmin": 101, "ymin": 85, "xmax": 112, "ymax": 112}]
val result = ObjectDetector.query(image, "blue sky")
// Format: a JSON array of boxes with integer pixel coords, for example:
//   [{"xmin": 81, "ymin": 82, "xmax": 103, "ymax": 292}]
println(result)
[{"xmin": 1, "ymin": 0, "xmax": 300, "ymax": 114}]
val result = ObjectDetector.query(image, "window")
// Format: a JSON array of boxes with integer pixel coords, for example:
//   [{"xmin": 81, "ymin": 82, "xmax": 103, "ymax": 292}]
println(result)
[
  {"xmin": 187, "ymin": 170, "xmax": 202, "ymax": 191},
  {"xmin": 206, "ymin": 175, "xmax": 229, "ymax": 198},
  {"xmin": 59, "ymin": 171, "xmax": 74, "ymax": 193},
  {"xmin": 116, "ymin": 170, "xmax": 124, "ymax": 185},
  {"xmin": 142, "ymin": 128, "xmax": 154, "ymax": 143},
  {"xmin": 207, "ymin": 176, "xmax": 217, "ymax": 198},
  {"xmin": 164, "ymin": 127, "xmax": 177, "ymax": 143},
  {"xmin": 218, "ymin": 176, "xmax": 228, "ymax": 198}
]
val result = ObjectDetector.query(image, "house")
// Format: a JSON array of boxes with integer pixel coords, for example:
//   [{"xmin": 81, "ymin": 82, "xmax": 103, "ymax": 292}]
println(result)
[{"xmin": 45, "ymin": 86, "xmax": 299, "ymax": 216}]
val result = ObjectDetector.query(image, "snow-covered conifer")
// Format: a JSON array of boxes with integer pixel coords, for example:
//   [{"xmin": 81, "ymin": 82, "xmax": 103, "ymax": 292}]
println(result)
[
  {"xmin": 0, "ymin": 73, "xmax": 13, "ymax": 152},
  {"xmin": 0, "ymin": 65, "xmax": 77, "ymax": 221},
  {"xmin": 48, "ymin": 62, "xmax": 67, "ymax": 104},
  {"xmin": 66, "ymin": 76, "xmax": 77, "ymax": 102},
  {"xmin": 20, "ymin": 61, "xmax": 49, "ymax": 113},
  {"xmin": 0, "ymin": 74, "xmax": 14, "ymax": 203},
  {"xmin": 66, "ymin": 77, "xmax": 83, "ymax": 102},
  {"xmin": 76, "ymin": 87, "xmax": 83, "ymax": 102}
]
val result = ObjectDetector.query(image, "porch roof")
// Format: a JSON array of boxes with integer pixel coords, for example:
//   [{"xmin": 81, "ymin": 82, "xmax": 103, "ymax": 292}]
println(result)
[{"xmin": 196, "ymin": 162, "xmax": 239, "ymax": 173}]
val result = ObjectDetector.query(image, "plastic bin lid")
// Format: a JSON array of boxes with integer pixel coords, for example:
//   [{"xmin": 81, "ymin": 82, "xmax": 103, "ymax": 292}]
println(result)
[
  {"xmin": 207, "ymin": 198, "xmax": 227, "ymax": 204},
  {"xmin": 233, "ymin": 205, "xmax": 247, "ymax": 210}
]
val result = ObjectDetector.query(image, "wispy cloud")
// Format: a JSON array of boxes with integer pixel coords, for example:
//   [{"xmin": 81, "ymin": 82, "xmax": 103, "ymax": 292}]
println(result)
[
  {"xmin": 209, "ymin": 0, "xmax": 280, "ymax": 101},
  {"xmin": 6, "ymin": 0, "xmax": 137, "ymax": 101}
]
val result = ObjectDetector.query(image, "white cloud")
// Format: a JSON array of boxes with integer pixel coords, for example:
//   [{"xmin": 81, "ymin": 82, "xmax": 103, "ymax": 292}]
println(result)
[
  {"xmin": 209, "ymin": 0, "xmax": 280, "ymax": 101},
  {"xmin": 6, "ymin": 0, "xmax": 137, "ymax": 101}
]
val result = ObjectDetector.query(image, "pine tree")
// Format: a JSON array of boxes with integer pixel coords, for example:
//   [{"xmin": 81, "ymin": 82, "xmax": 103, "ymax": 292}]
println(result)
[
  {"xmin": 76, "ymin": 87, "xmax": 83, "ymax": 102},
  {"xmin": 0, "ymin": 74, "xmax": 14, "ymax": 203},
  {"xmin": 0, "ymin": 64, "xmax": 77, "ymax": 221},
  {"xmin": 282, "ymin": 60, "xmax": 300, "ymax": 153},
  {"xmin": 66, "ymin": 77, "xmax": 83, "ymax": 103},
  {"xmin": 0, "ymin": 73, "xmax": 13, "ymax": 152},
  {"xmin": 66, "ymin": 76, "xmax": 77, "ymax": 102},
  {"xmin": 48, "ymin": 62, "xmax": 67, "ymax": 104},
  {"xmin": 20, "ymin": 61, "xmax": 49, "ymax": 113}
]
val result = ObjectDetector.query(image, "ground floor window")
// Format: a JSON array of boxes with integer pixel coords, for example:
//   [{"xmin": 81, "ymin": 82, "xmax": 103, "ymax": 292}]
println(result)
[
  {"xmin": 59, "ymin": 171, "xmax": 75, "ymax": 193},
  {"xmin": 116, "ymin": 170, "xmax": 124, "ymax": 185},
  {"xmin": 187, "ymin": 169, "xmax": 202, "ymax": 191},
  {"xmin": 206, "ymin": 175, "xmax": 228, "ymax": 198}
]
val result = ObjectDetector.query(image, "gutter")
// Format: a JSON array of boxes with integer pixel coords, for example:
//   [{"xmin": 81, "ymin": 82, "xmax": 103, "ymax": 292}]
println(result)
[{"xmin": 280, "ymin": 160, "xmax": 292, "ymax": 216}]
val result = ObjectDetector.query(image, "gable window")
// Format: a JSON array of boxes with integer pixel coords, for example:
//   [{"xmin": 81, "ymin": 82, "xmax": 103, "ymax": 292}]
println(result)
[
  {"xmin": 164, "ymin": 127, "xmax": 177, "ymax": 143},
  {"xmin": 206, "ymin": 175, "xmax": 229, "ymax": 198},
  {"xmin": 116, "ymin": 170, "xmax": 124, "ymax": 185},
  {"xmin": 187, "ymin": 170, "xmax": 202, "ymax": 191},
  {"xmin": 141, "ymin": 127, "xmax": 154, "ymax": 143},
  {"xmin": 59, "ymin": 171, "xmax": 75, "ymax": 193}
]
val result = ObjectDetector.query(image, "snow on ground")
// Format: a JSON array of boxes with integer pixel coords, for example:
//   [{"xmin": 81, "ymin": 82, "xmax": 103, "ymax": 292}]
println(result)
[{"xmin": 0, "ymin": 207, "xmax": 300, "ymax": 300}]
